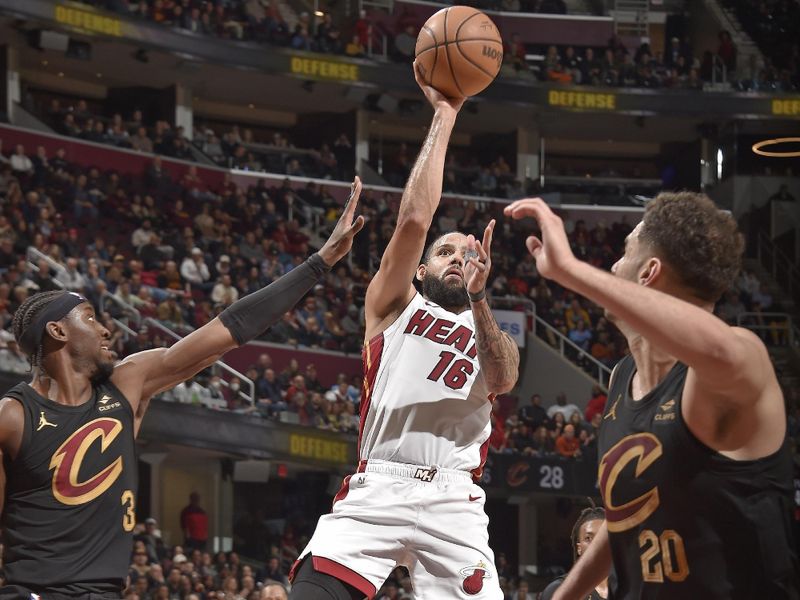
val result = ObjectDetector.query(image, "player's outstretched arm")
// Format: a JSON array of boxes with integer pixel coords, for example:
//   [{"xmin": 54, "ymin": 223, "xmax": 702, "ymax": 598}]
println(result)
[
  {"xmin": 504, "ymin": 198, "xmax": 771, "ymax": 406},
  {"xmin": 112, "ymin": 179, "xmax": 365, "ymax": 429},
  {"xmin": 552, "ymin": 521, "xmax": 612, "ymax": 600},
  {"xmin": 365, "ymin": 63, "xmax": 465, "ymax": 338},
  {"xmin": 464, "ymin": 219, "xmax": 519, "ymax": 395}
]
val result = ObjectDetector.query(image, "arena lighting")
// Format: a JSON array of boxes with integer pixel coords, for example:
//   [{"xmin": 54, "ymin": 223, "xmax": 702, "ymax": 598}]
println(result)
[{"xmin": 751, "ymin": 137, "xmax": 800, "ymax": 157}]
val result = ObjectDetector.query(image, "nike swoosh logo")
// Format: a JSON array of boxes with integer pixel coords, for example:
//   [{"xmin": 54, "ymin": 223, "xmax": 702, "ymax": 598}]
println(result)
[{"xmin": 469, "ymin": 495, "xmax": 481, "ymax": 502}]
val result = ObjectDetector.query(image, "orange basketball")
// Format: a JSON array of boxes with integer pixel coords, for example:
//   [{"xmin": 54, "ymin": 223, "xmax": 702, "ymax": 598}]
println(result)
[{"xmin": 414, "ymin": 6, "xmax": 503, "ymax": 99}]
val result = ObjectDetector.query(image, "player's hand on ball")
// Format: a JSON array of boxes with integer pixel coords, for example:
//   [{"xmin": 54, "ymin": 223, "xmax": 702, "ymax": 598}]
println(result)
[
  {"xmin": 318, "ymin": 176, "xmax": 366, "ymax": 266},
  {"xmin": 413, "ymin": 60, "xmax": 465, "ymax": 114},
  {"xmin": 503, "ymin": 198, "xmax": 578, "ymax": 283},
  {"xmin": 464, "ymin": 219, "xmax": 495, "ymax": 297}
]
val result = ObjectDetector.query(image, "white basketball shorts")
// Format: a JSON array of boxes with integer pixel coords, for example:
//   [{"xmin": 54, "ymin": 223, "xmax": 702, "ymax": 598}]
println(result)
[{"xmin": 293, "ymin": 459, "xmax": 502, "ymax": 600}]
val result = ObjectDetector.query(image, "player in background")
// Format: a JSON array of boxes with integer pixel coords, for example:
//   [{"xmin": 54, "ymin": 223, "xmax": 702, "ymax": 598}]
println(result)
[
  {"xmin": 505, "ymin": 195, "xmax": 798, "ymax": 600},
  {"xmin": 540, "ymin": 506, "xmax": 610, "ymax": 600},
  {"xmin": 0, "ymin": 183, "xmax": 364, "ymax": 599},
  {"xmin": 290, "ymin": 64, "xmax": 519, "ymax": 600}
]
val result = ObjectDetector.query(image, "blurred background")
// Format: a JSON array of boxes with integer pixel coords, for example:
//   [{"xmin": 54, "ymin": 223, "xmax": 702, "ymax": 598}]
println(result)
[{"xmin": 0, "ymin": 0, "xmax": 797, "ymax": 597}]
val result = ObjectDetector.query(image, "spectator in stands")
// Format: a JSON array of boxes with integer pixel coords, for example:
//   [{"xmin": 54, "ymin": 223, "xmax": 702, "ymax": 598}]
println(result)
[
  {"xmin": 181, "ymin": 247, "xmax": 212, "ymax": 291},
  {"xmin": 10, "ymin": 145, "xmax": 33, "ymax": 176},
  {"xmin": 0, "ymin": 330, "xmax": 28, "ymax": 374},
  {"xmin": 129, "ymin": 543, "xmax": 151, "ymax": 581},
  {"xmin": 205, "ymin": 375, "xmax": 229, "ymax": 410},
  {"xmin": 157, "ymin": 293, "xmax": 184, "ymax": 327},
  {"xmin": 55, "ymin": 257, "xmax": 86, "ymax": 292},
  {"xmin": 584, "ymin": 384, "xmax": 607, "ymax": 422},
  {"xmin": 590, "ymin": 331, "xmax": 615, "ymax": 368},
  {"xmin": 345, "ymin": 34, "xmax": 365, "ymax": 57},
  {"xmin": 32, "ymin": 260, "xmax": 60, "ymax": 293},
  {"xmin": 261, "ymin": 582, "xmax": 289, "ymax": 600},
  {"xmin": 171, "ymin": 377, "xmax": 207, "ymax": 405},
  {"xmin": 136, "ymin": 517, "xmax": 167, "ymax": 564},
  {"xmin": 556, "ymin": 423, "xmax": 582, "ymax": 458},
  {"xmin": 72, "ymin": 174, "xmax": 99, "ymax": 221},
  {"xmin": 565, "ymin": 298, "xmax": 591, "ymax": 330},
  {"xmin": 519, "ymin": 393, "xmax": 549, "ymax": 430},
  {"xmin": 718, "ymin": 30, "xmax": 737, "ymax": 73},
  {"xmin": 547, "ymin": 392, "xmax": 580, "ymax": 421},
  {"xmin": 130, "ymin": 127, "xmax": 154, "ymax": 153},
  {"xmin": 211, "ymin": 273, "xmax": 239, "ymax": 307},
  {"xmin": 716, "ymin": 290, "xmax": 746, "ymax": 324},
  {"xmin": 568, "ymin": 319, "xmax": 592, "ymax": 352},
  {"xmin": 507, "ymin": 579, "xmax": 534, "ymax": 600},
  {"xmin": 181, "ymin": 492, "xmax": 209, "ymax": 552}
]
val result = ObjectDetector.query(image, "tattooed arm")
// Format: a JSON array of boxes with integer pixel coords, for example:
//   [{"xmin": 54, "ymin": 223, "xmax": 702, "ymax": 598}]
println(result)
[
  {"xmin": 472, "ymin": 297, "xmax": 520, "ymax": 394},
  {"xmin": 464, "ymin": 219, "xmax": 520, "ymax": 395}
]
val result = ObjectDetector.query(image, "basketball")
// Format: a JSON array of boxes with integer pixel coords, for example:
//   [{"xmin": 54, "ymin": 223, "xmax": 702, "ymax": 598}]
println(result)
[{"xmin": 414, "ymin": 6, "xmax": 503, "ymax": 99}]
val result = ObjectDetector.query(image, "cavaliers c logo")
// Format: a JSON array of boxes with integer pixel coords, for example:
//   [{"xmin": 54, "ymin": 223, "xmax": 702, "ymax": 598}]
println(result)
[
  {"xmin": 598, "ymin": 433, "xmax": 662, "ymax": 533},
  {"xmin": 49, "ymin": 418, "xmax": 123, "ymax": 506}
]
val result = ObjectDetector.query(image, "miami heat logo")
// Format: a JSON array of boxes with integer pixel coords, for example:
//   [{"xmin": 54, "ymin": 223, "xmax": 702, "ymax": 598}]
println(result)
[
  {"xmin": 598, "ymin": 433, "xmax": 662, "ymax": 532},
  {"xmin": 460, "ymin": 561, "xmax": 491, "ymax": 595},
  {"xmin": 49, "ymin": 418, "xmax": 124, "ymax": 506}
]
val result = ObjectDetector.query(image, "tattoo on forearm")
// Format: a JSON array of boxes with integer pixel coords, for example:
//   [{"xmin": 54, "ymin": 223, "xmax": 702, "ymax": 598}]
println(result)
[{"xmin": 472, "ymin": 299, "xmax": 520, "ymax": 392}]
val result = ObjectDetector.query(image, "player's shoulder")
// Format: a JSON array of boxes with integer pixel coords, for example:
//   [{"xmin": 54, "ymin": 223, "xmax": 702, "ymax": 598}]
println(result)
[
  {"xmin": 730, "ymin": 325, "xmax": 769, "ymax": 352},
  {"xmin": 0, "ymin": 394, "xmax": 26, "ymax": 444}
]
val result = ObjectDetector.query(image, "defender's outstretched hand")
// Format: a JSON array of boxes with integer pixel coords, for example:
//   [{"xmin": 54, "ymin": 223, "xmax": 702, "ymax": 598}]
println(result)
[
  {"xmin": 413, "ymin": 60, "xmax": 465, "ymax": 115},
  {"xmin": 464, "ymin": 219, "xmax": 495, "ymax": 296},
  {"xmin": 503, "ymin": 198, "xmax": 578, "ymax": 283},
  {"xmin": 318, "ymin": 176, "xmax": 366, "ymax": 266}
]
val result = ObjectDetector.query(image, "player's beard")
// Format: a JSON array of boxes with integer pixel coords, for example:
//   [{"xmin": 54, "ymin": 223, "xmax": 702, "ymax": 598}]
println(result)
[
  {"xmin": 422, "ymin": 272, "xmax": 469, "ymax": 311},
  {"xmin": 90, "ymin": 359, "xmax": 114, "ymax": 385}
]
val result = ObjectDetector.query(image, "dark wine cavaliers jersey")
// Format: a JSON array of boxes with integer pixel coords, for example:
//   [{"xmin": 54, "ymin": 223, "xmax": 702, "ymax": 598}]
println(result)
[
  {"xmin": 598, "ymin": 356, "xmax": 799, "ymax": 600},
  {"xmin": 1, "ymin": 381, "xmax": 137, "ymax": 594}
]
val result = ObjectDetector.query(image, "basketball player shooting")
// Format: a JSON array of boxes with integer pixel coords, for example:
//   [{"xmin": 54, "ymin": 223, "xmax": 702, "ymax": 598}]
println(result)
[
  {"xmin": 0, "ymin": 183, "xmax": 364, "ymax": 600},
  {"xmin": 289, "ymin": 64, "xmax": 519, "ymax": 600},
  {"xmin": 504, "ymin": 196, "xmax": 799, "ymax": 599}
]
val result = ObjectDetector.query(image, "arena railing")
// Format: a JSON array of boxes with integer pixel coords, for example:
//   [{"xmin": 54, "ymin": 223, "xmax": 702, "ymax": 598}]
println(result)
[
  {"xmin": 736, "ymin": 312, "xmax": 797, "ymax": 348},
  {"xmin": 99, "ymin": 291, "xmax": 143, "ymax": 329},
  {"xmin": 143, "ymin": 317, "xmax": 256, "ymax": 405},
  {"xmin": 25, "ymin": 247, "xmax": 66, "ymax": 290},
  {"xmin": 532, "ymin": 311, "xmax": 612, "ymax": 388}
]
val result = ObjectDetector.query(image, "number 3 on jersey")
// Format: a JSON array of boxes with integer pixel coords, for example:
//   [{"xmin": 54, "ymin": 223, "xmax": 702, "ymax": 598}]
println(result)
[
  {"xmin": 121, "ymin": 489, "xmax": 136, "ymax": 532},
  {"xmin": 427, "ymin": 351, "xmax": 474, "ymax": 390}
]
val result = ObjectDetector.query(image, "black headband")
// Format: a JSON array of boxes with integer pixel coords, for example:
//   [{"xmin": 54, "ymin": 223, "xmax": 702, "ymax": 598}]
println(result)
[{"xmin": 18, "ymin": 292, "xmax": 87, "ymax": 356}]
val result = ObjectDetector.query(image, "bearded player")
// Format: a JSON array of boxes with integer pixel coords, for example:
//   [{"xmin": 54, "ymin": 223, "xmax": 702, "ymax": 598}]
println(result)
[
  {"xmin": 0, "ymin": 181, "xmax": 364, "ymax": 599},
  {"xmin": 505, "ymin": 195, "xmax": 798, "ymax": 599},
  {"xmin": 289, "ymin": 65, "xmax": 519, "ymax": 600}
]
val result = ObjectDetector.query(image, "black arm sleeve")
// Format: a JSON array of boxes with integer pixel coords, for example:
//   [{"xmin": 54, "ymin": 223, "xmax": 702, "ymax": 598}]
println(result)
[{"xmin": 219, "ymin": 253, "xmax": 330, "ymax": 345}]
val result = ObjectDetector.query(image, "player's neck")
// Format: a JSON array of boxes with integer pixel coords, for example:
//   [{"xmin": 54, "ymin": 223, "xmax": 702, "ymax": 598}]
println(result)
[
  {"xmin": 627, "ymin": 335, "xmax": 677, "ymax": 400},
  {"xmin": 32, "ymin": 357, "xmax": 94, "ymax": 406},
  {"xmin": 595, "ymin": 577, "xmax": 609, "ymax": 598}
]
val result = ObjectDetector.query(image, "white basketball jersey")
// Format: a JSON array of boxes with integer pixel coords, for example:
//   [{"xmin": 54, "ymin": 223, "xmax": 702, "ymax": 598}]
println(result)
[{"xmin": 359, "ymin": 292, "xmax": 492, "ymax": 476}]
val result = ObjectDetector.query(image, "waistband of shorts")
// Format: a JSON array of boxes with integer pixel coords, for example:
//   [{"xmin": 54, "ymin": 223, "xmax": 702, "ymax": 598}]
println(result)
[{"xmin": 357, "ymin": 459, "xmax": 473, "ymax": 482}]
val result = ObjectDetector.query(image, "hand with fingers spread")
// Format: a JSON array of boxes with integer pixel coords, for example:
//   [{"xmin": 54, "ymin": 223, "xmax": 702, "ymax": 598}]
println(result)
[
  {"xmin": 464, "ymin": 219, "xmax": 495, "ymax": 302},
  {"xmin": 318, "ymin": 176, "xmax": 366, "ymax": 266},
  {"xmin": 503, "ymin": 198, "xmax": 578, "ymax": 284},
  {"xmin": 413, "ymin": 60, "xmax": 466, "ymax": 115}
]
